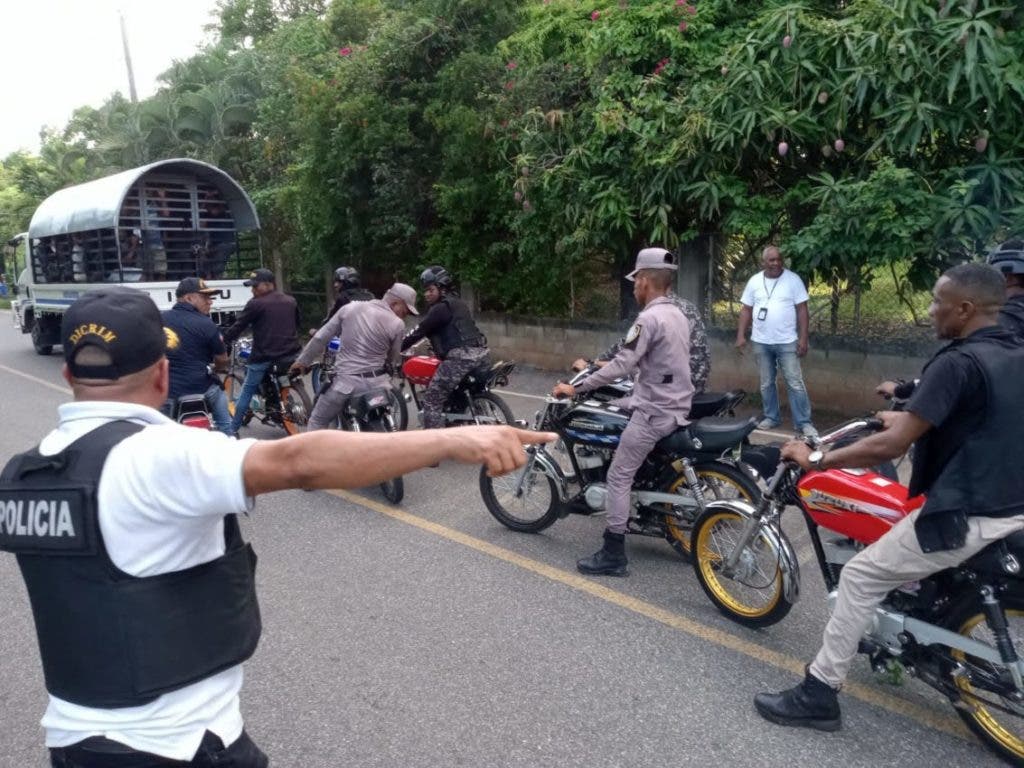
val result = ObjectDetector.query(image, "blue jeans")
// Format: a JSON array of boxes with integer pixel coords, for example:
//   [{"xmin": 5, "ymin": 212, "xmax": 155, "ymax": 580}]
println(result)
[
  {"xmin": 204, "ymin": 383, "xmax": 234, "ymax": 436},
  {"xmin": 753, "ymin": 341, "xmax": 813, "ymax": 428},
  {"xmin": 231, "ymin": 360, "xmax": 271, "ymax": 434}
]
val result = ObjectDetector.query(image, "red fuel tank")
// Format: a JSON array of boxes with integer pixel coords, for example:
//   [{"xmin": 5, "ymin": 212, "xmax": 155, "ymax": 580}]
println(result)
[
  {"xmin": 797, "ymin": 469, "xmax": 924, "ymax": 545},
  {"xmin": 402, "ymin": 355, "xmax": 441, "ymax": 386}
]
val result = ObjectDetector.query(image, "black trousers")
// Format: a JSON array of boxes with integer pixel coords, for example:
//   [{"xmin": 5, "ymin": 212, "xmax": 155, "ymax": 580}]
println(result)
[{"xmin": 50, "ymin": 730, "xmax": 268, "ymax": 768}]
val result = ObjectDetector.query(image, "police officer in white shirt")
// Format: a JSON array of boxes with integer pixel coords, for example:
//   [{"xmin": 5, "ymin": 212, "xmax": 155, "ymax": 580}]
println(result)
[
  {"xmin": 735, "ymin": 245, "xmax": 817, "ymax": 436},
  {"xmin": 0, "ymin": 287, "xmax": 554, "ymax": 768}
]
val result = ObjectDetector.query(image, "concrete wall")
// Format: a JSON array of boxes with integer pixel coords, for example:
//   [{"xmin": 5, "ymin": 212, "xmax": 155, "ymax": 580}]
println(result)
[{"xmin": 478, "ymin": 313, "xmax": 938, "ymax": 416}]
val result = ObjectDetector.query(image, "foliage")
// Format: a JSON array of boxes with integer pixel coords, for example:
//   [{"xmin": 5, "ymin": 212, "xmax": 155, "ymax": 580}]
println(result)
[{"xmin": 1, "ymin": 0, "xmax": 1022, "ymax": 320}]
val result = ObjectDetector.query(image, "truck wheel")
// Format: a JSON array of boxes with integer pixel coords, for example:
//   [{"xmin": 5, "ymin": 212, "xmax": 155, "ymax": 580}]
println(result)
[{"xmin": 31, "ymin": 318, "xmax": 53, "ymax": 356}]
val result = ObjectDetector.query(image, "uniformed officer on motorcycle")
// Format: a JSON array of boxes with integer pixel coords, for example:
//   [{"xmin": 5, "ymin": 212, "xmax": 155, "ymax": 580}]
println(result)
[
  {"xmin": 291, "ymin": 283, "xmax": 419, "ymax": 430},
  {"xmin": 571, "ymin": 291, "xmax": 711, "ymax": 394},
  {"xmin": 552, "ymin": 248, "xmax": 693, "ymax": 576},
  {"xmin": 400, "ymin": 266, "xmax": 490, "ymax": 429},
  {"xmin": 987, "ymin": 240, "xmax": 1024, "ymax": 338},
  {"xmin": 757, "ymin": 262, "xmax": 1024, "ymax": 733}
]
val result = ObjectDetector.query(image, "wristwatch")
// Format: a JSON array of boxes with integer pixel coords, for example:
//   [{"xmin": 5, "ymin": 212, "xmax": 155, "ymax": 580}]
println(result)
[{"xmin": 807, "ymin": 450, "xmax": 826, "ymax": 471}]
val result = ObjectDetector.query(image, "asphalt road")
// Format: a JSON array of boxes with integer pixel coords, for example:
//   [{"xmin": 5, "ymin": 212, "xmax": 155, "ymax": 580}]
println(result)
[{"xmin": 0, "ymin": 311, "xmax": 1004, "ymax": 768}]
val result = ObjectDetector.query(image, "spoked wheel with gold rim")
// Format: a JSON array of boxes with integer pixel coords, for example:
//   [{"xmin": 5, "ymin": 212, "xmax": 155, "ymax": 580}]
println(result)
[
  {"xmin": 947, "ymin": 600, "xmax": 1024, "ymax": 765},
  {"xmin": 660, "ymin": 462, "xmax": 760, "ymax": 560},
  {"xmin": 691, "ymin": 506, "xmax": 792, "ymax": 628}
]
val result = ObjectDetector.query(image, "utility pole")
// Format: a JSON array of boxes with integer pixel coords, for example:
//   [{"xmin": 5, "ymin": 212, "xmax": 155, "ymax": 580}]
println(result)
[{"xmin": 119, "ymin": 11, "xmax": 138, "ymax": 103}]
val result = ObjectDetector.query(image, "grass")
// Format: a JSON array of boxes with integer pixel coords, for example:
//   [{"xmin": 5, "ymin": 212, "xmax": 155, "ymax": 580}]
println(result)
[{"xmin": 0, "ymin": 298, "xmax": 11, "ymax": 310}]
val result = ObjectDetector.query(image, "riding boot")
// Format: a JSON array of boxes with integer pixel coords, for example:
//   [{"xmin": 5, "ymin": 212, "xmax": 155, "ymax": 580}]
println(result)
[
  {"xmin": 754, "ymin": 667, "xmax": 841, "ymax": 732},
  {"xmin": 577, "ymin": 529, "xmax": 628, "ymax": 577}
]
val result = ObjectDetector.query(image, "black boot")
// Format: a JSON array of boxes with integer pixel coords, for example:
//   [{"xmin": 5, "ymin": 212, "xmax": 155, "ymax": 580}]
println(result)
[
  {"xmin": 754, "ymin": 668, "xmax": 841, "ymax": 732},
  {"xmin": 577, "ymin": 529, "xmax": 628, "ymax": 576}
]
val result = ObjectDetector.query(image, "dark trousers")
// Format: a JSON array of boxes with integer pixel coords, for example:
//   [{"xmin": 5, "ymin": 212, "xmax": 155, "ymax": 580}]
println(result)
[{"xmin": 50, "ymin": 730, "xmax": 268, "ymax": 768}]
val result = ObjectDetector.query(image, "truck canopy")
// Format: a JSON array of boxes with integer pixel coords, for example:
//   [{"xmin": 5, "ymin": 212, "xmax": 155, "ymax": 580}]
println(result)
[
  {"xmin": 29, "ymin": 158, "xmax": 259, "ymax": 238},
  {"xmin": 24, "ymin": 159, "xmax": 261, "ymax": 285}
]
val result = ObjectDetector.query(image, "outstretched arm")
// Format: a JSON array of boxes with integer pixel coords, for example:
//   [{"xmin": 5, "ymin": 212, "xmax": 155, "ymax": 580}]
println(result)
[{"xmin": 243, "ymin": 426, "xmax": 557, "ymax": 496}]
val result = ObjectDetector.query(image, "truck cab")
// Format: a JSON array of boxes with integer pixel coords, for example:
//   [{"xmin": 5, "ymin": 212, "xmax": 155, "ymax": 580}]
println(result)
[{"xmin": 11, "ymin": 158, "xmax": 263, "ymax": 355}]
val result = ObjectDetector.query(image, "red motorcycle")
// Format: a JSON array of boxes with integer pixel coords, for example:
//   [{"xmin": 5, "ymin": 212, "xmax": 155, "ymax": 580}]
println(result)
[
  {"xmin": 690, "ymin": 418, "xmax": 1024, "ymax": 764},
  {"xmin": 400, "ymin": 355, "xmax": 517, "ymax": 427}
]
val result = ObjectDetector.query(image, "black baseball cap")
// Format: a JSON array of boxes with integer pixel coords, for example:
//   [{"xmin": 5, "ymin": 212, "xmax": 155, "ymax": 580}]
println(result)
[
  {"xmin": 243, "ymin": 268, "xmax": 276, "ymax": 286},
  {"xmin": 176, "ymin": 277, "xmax": 222, "ymax": 298},
  {"xmin": 62, "ymin": 287, "xmax": 169, "ymax": 380}
]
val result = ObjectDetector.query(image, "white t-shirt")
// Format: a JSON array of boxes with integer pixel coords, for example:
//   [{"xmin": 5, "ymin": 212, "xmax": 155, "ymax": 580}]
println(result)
[
  {"xmin": 35, "ymin": 401, "xmax": 257, "ymax": 761},
  {"xmin": 740, "ymin": 268, "xmax": 809, "ymax": 344}
]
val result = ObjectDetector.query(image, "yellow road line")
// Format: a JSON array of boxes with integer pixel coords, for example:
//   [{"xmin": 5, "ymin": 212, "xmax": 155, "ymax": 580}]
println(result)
[
  {"xmin": 327, "ymin": 486, "xmax": 972, "ymax": 742},
  {"xmin": 0, "ymin": 363, "xmax": 72, "ymax": 395}
]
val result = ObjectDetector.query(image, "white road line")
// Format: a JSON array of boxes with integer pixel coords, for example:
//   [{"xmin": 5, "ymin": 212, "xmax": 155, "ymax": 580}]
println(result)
[{"xmin": 0, "ymin": 363, "xmax": 72, "ymax": 396}]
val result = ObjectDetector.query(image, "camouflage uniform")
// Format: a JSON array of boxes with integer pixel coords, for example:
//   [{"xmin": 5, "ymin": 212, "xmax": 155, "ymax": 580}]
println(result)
[
  {"xmin": 599, "ymin": 293, "xmax": 710, "ymax": 393},
  {"xmin": 420, "ymin": 347, "xmax": 490, "ymax": 428}
]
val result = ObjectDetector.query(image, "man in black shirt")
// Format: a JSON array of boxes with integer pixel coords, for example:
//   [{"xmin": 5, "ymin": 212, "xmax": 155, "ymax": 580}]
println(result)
[
  {"xmin": 318, "ymin": 266, "xmax": 374, "ymax": 328},
  {"xmin": 401, "ymin": 266, "xmax": 488, "ymax": 428},
  {"xmin": 223, "ymin": 269, "xmax": 302, "ymax": 434},
  {"xmin": 755, "ymin": 262, "xmax": 1024, "ymax": 733},
  {"xmin": 162, "ymin": 278, "xmax": 233, "ymax": 435},
  {"xmin": 987, "ymin": 240, "xmax": 1024, "ymax": 339}
]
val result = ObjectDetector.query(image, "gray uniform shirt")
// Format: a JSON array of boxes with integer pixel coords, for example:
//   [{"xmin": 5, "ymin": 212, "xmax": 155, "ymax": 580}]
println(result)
[
  {"xmin": 296, "ymin": 299, "xmax": 405, "ymax": 394},
  {"xmin": 575, "ymin": 295, "xmax": 693, "ymax": 424}
]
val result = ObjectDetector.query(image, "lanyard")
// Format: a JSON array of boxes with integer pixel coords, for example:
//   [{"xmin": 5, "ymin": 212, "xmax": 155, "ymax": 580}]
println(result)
[{"xmin": 762, "ymin": 273, "xmax": 781, "ymax": 302}]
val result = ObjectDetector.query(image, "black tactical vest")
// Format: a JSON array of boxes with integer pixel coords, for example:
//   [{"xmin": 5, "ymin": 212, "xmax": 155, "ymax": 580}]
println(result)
[
  {"xmin": 911, "ymin": 330, "xmax": 1024, "ymax": 552},
  {"xmin": 0, "ymin": 421, "xmax": 262, "ymax": 708},
  {"xmin": 429, "ymin": 295, "xmax": 485, "ymax": 359},
  {"xmin": 999, "ymin": 295, "xmax": 1024, "ymax": 340}
]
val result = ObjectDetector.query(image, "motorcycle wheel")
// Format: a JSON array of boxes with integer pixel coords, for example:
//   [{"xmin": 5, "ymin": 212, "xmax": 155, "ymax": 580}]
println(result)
[
  {"xmin": 691, "ymin": 507, "xmax": 793, "ymax": 628},
  {"xmin": 479, "ymin": 456, "xmax": 559, "ymax": 533},
  {"xmin": 946, "ymin": 598, "xmax": 1024, "ymax": 764},
  {"xmin": 470, "ymin": 392, "xmax": 515, "ymax": 425},
  {"xmin": 310, "ymin": 363, "xmax": 328, "ymax": 399},
  {"xmin": 388, "ymin": 385, "xmax": 410, "ymax": 431},
  {"xmin": 369, "ymin": 416, "xmax": 404, "ymax": 504},
  {"xmin": 279, "ymin": 381, "xmax": 313, "ymax": 436},
  {"xmin": 222, "ymin": 372, "xmax": 254, "ymax": 426},
  {"xmin": 661, "ymin": 463, "xmax": 761, "ymax": 559}
]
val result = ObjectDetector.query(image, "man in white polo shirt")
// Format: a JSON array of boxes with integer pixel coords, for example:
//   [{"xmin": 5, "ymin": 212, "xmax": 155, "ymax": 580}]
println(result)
[
  {"xmin": 0, "ymin": 287, "xmax": 553, "ymax": 768},
  {"xmin": 735, "ymin": 245, "xmax": 816, "ymax": 436}
]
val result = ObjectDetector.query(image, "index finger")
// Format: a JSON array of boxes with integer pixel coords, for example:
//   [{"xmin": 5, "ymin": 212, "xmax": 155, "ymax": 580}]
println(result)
[{"xmin": 516, "ymin": 430, "xmax": 558, "ymax": 444}]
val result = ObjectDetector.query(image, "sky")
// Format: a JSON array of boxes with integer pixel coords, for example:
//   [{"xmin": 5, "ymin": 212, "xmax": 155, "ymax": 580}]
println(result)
[{"xmin": 0, "ymin": 0, "xmax": 221, "ymax": 158}]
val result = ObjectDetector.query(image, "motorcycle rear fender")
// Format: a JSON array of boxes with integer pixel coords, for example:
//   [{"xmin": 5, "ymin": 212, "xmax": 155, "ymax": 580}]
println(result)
[{"xmin": 703, "ymin": 499, "xmax": 801, "ymax": 606}]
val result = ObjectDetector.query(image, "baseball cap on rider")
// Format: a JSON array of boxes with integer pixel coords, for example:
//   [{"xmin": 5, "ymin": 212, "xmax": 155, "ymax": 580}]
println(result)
[
  {"xmin": 625, "ymin": 247, "xmax": 678, "ymax": 281},
  {"xmin": 176, "ymin": 276, "xmax": 222, "ymax": 298},
  {"xmin": 384, "ymin": 282, "xmax": 419, "ymax": 315},
  {"xmin": 62, "ymin": 287, "xmax": 169, "ymax": 380},
  {"xmin": 243, "ymin": 268, "xmax": 276, "ymax": 286}
]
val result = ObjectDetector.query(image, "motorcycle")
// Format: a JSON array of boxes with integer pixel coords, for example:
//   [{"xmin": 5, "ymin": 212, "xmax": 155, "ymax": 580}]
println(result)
[
  {"xmin": 333, "ymin": 386, "xmax": 405, "ymax": 504},
  {"xmin": 400, "ymin": 354, "xmax": 517, "ymax": 427},
  {"xmin": 479, "ymin": 393, "xmax": 761, "ymax": 559},
  {"xmin": 163, "ymin": 392, "xmax": 214, "ymax": 430},
  {"xmin": 568, "ymin": 366, "xmax": 779, "ymax": 482},
  {"xmin": 311, "ymin": 335, "xmax": 409, "ymax": 431},
  {"xmin": 690, "ymin": 417, "xmax": 1024, "ymax": 764},
  {"xmin": 223, "ymin": 338, "xmax": 313, "ymax": 435}
]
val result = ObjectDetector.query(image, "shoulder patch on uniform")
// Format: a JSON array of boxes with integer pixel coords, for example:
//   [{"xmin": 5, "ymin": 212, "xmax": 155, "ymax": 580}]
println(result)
[{"xmin": 624, "ymin": 322, "xmax": 642, "ymax": 349}]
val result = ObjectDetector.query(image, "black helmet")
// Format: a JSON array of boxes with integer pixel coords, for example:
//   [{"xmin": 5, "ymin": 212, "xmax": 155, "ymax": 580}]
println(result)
[
  {"xmin": 420, "ymin": 265, "xmax": 453, "ymax": 290},
  {"xmin": 986, "ymin": 240, "xmax": 1024, "ymax": 276},
  {"xmin": 333, "ymin": 266, "xmax": 361, "ymax": 289}
]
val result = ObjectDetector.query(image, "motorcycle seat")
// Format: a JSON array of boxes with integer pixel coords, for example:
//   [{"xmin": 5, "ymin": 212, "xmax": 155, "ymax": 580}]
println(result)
[
  {"xmin": 462, "ymin": 360, "xmax": 515, "ymax": 389},
  {"xmin": 690, "ymin": 388, "xmax": 746, "ymax": 420},
  {"xmin": 656, "ymin": 416, "xmax": 759, "ymax": 455}
]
